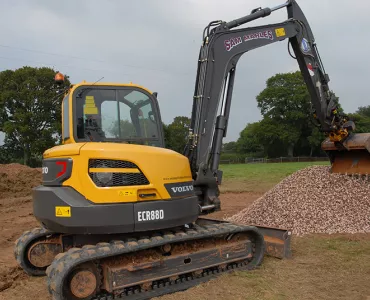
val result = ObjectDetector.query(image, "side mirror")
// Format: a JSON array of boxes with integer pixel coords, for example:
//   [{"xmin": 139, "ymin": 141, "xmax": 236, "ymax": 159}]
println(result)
[{"xmin": 153, "ymin": 92, "xmax": 158, "ymax": 98}]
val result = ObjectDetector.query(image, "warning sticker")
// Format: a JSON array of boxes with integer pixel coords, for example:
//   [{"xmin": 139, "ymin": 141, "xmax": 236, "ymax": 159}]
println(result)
[
  {"xmin": 275, "ymin": 28, "xmax": 286, "ymax": 37},
  {"xmin": 55, "ymin": 206, "xmax": 71, "ymax": 217},
  {"xmin": 84, "ymin": 96, "xmax": 98, "ymax": 115},
  {"xmin": 118, "ymin": 189, "xmax": 135, "ymax": 197}
]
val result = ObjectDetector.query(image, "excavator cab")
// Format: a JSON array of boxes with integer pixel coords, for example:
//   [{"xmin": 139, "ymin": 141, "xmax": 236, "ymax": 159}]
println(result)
[{"xmin": 61, "ymin": 80, "xmax": 165, "ymax": 148}]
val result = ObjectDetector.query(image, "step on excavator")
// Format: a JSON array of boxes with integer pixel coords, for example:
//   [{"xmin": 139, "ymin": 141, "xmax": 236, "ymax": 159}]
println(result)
[{"xmin": 14, "ymin": 0, "xmax": 369, "ymax": 299}]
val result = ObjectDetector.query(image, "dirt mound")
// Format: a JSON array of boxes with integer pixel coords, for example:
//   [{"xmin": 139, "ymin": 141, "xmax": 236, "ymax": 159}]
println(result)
[
  {"xmin": 227, "ymin": 165, "xmax": 370, "ymax": 236},
  {"xmin": 0, "ymin": 163, "xmax": 42, "ymax": 199}
]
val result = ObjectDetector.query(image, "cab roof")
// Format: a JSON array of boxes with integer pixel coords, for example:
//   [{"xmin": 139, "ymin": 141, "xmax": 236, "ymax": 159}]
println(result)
[{"xmin": 68, "ymin": 81, "xmax": 153, "ymax": 95}]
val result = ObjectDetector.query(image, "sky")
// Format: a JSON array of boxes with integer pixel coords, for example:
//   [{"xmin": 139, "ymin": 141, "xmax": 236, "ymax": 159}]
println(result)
[{"xmin": 0, "ymin": 0, "xmax": 369, "ymax": 144}]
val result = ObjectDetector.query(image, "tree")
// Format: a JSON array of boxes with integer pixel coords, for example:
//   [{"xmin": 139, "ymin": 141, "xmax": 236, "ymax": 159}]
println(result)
[
  {"xmin": 346, "ymin": 105, "xmax": 370, "ymax": 133},
  {"xmin": 162, "ymin": 122, "xmax": 171, "ymax": 147},
  {"xmin": 256, "ymin": 71, "xmax": 312, "ymax": 157},
  {"xmin": 234, "ymin": 70, "xmax": 341, "ymax": 158},
  {"xmin": 222, "ymin": 141, "xmax": 238, "ymax": 152},
  {"xmin": 307, "ymin": 126, "xmax": 325, "ymax": 156},
  {"xmin": 0, "ymin": 143, "xmax": 17, "ymax": 164},
  {"xmin": 236, "ymin": 122, "xmax": 264, "ymax": 155},
  {"xmin": 348, "ymin": 113, "xmax": 370, "ymax": 133},
  {"xmin": 164, "ymin": 116, "xmax": 191, "ymax": 153},
  {"xmin": 0, "ymin": 66, "xmax": 70, "ymax": 166},
  {"xmin": 356, "ymin": 105, "xmax": 370, "ymax": 118}
]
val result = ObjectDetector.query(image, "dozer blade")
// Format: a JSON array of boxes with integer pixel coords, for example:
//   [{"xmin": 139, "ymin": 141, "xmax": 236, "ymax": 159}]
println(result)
[
  {"xmin": 198, "ymin": 218, "xmax": 292, "ymax": 259},
  {"xmin": 254, "ymin": 225, "xmax": 292, "ymax": 259},
  {"xmin": 321, "ymin": 133, "xmax": 370, "ymax": 175}
]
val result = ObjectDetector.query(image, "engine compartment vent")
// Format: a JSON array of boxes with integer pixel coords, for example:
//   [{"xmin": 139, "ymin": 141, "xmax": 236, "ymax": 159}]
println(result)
[{"xmin": 88, "ymin": 159, "xmax": 149, "ymax": 187}]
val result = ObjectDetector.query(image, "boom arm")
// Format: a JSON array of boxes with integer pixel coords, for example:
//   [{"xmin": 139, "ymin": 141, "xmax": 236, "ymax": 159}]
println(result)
[{"xmin": 184, "ymin": 0, "xmax": 353, "ymax": 210}]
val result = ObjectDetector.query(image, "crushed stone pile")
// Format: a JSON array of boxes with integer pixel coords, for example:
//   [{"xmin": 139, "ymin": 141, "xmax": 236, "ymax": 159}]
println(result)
[
  {"xmin": 0, "ymin": 163, "xmax": 42, "ymax": 199},
  {"xmin": 227, "ymin": 165, "xmax": 370, "ymax": 236}
]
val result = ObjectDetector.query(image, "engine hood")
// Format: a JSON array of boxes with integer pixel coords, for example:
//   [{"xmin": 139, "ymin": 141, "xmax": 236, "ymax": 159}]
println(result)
[{"xmin": 43, "ymin": 143, "xmax": 87, "ymax": 158}]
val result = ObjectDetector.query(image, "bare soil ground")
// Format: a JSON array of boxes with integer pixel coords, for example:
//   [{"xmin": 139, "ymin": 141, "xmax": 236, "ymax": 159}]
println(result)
[
  {"xmin": 0, "ymin": 164, "xmax": 369, "ymax": 300},
  {"xmin": 0, "ymin": 196, "xmax": 38, "ymax": 296}
]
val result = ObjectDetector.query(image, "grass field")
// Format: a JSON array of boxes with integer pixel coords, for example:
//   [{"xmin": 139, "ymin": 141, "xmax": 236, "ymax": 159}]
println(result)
[{"xmin": 219, "ymin": 161, "xmax": 329, "ymax": 193}]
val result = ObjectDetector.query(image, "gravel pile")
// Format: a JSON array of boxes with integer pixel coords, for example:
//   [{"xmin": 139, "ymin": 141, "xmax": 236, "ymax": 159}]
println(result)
[{"xmin": 227, "ymin": 165, "xmax": 370, "ymax": 235}]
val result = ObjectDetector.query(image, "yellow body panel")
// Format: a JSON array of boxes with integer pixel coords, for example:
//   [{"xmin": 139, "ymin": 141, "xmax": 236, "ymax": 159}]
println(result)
[
  {"xmin": 44, "ymin": 143, "xmax": 86, "ymax": 158},
  {"xmin": 45, "ymin": 142, "xmax": 193, "ymax": 204}
]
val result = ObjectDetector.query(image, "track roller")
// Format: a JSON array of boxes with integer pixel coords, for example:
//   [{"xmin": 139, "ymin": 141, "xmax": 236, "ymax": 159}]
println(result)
[
  {"xmin": 63, "ymin": 262, "xmax": 101, "ymax": 300},
  {"xmin": 14, "ymin": 227, "xmax": 62, "ymax": 276}
]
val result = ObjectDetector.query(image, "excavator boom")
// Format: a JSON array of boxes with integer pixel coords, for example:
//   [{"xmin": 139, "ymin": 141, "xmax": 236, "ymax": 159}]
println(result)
[{"xmin": 184, "ymin": 0, "xmax": 370, "ymax": 212}]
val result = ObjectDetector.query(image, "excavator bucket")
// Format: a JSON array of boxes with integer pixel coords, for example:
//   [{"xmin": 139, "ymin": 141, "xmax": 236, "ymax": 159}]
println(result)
[{"xmin": 321, "ymin": 133, "xmax": 370, "ymax": 175}]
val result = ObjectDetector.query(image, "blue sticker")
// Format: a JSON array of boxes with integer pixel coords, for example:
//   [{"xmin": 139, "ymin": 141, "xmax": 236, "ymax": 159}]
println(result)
[{"xmin": 301, "ymin": 38, "xmax": 310, "ymax": 53}]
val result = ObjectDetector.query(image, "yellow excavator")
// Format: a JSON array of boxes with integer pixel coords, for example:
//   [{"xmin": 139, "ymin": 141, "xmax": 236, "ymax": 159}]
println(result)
[{"xmin": 14, "ymin": 0, "xmax": 370, "ymax": 299}]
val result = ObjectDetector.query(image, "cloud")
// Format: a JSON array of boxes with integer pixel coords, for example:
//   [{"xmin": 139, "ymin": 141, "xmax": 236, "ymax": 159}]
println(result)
[{"xmin": 1, "ymin": 0, "xmax": 369, "ymax": 143}]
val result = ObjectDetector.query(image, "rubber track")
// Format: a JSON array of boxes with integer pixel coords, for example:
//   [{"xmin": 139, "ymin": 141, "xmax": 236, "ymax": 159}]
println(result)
[
  {"xmin": 92, "ymin": 259, "xmax": 254, "ymax": 300},
  {"xmin": 46, "ymin": 222, "xmax": 265, "ymax": 300},
  {"xmin": 14, "ymin": 227, "xmax": 53, "ymax": 276}
]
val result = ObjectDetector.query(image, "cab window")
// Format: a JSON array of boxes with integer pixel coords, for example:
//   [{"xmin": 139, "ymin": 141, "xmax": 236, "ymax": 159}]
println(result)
[{"xmin": 74, "ymin": 87, "xmax": 162, "ymax": 146}]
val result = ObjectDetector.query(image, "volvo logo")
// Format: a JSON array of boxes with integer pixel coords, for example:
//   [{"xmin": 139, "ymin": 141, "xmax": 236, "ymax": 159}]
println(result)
[
  {"xmin": 171, "ymin": 185, "xmax": 194, "ymax": 193},
  {"xmin": 165, "ymin": 181, "xmax": 195, "ymax": 197},
  {"xmin": 301, "ymin": 38, "xmax": 311, "ymax": 53}
]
